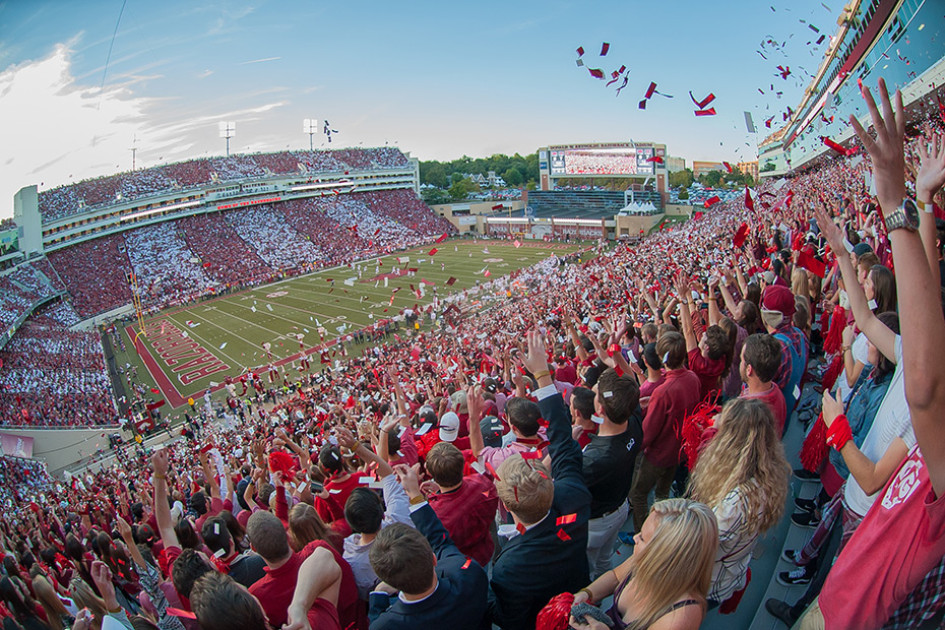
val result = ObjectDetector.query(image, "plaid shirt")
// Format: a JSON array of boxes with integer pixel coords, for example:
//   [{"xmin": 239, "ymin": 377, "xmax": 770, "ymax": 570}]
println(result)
[
  {"xmin": 773, "ymin": 323, "xmax": 808, "ymax": 392},
  {"xmin": 883, "ymin": 556, "xmax": 945, "ymax": 629}
]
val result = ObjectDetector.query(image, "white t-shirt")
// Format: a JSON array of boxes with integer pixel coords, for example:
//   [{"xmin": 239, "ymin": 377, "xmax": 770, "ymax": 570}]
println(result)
[
  {"xmin": 845, "ymin": 336, "xmax": 916, "ymax": 516},
  {"xmin": 836, "ymin": 332, "xmax": 870, "ymax": 403}
]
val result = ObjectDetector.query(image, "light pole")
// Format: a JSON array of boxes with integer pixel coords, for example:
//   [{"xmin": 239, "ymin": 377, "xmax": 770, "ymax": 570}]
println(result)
[
  {"xmin": 303, "ymin": 119, "xmax": 318, "ymax": 152},
  {"xmin": 219, "ymin": 121, "xmax": 236, "ymax": 157}
]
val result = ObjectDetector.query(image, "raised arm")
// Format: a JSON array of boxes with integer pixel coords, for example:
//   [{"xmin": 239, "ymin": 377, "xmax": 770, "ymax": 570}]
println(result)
[
  {"xmin": 284, "ymin": 547, "xmax": 343, "ymax": 630},
  {"xmin": 336, "ymin": 427, "xmax": 393, "ymax": 479},
  {"xmin": 814, "ymin": 206, "xmax": 896, "ymax": 361},
  {"xmin": 674, "ymin": 274, "xmax": 698, "ymax": 352},
  {"xmin": 852, "ymin": 78, "xmax": 945, "ymax": 495},
  {"xmin": 466, "ymin": 385, "xmax": 486, "ymax": 459},
  {"xmin": 915, "ymin": 128, "xmax": 945, "ymax": 287},
  {"xmin": 150, "ymin": 450, "xmax": 179, "ymax": 548}
]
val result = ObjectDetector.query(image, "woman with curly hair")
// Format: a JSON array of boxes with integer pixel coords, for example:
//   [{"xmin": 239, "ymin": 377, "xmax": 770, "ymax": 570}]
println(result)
[
  {"xmin": 688, "ymin": 397, "xmax": 790, "ymax": 606},
  {"xmin": 570, "ymin": 498, "xmax": 719, "ymax": 630}
]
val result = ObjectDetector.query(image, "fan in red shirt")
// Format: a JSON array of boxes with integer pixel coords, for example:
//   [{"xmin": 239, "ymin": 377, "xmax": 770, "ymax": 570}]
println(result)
[
  {"xmin": 424, "ymin": 440, "xmax": 499, "ymax": 567},
  {"xmin": 738, "ymin": 333, "xmax": 787, "ymax": 435},
  {"xmin": 674, "ymin": 273, "xmax": 730, "ymax": 401},
  {"xmin": 246, "ymin": 510, "xmax": 358, "ymax": 630}
]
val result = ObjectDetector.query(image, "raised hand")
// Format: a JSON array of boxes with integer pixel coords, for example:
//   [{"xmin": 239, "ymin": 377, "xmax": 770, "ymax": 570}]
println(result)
[{"xmin": 849, "ymin": 77, "xmax": 906, "ymax": 210}]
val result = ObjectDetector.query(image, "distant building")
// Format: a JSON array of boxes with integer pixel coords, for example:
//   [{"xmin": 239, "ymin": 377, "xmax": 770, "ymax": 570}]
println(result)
[
  {"xmin": 665, "ymin": 156, "xmax": 686, "ymax": 173},
  {"xmin": 737, "ymin": 161, "xmax": 758, "ymax": 182},
  {"xmin": 691, "ymin": 161, "xmax": 726, "ymax": 179}
]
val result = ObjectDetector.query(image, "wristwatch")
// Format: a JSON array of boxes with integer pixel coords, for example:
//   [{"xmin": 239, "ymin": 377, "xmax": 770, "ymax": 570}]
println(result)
[{"xmin": 884, "ymin": 198, "xmax": 919, "ymax": 233}]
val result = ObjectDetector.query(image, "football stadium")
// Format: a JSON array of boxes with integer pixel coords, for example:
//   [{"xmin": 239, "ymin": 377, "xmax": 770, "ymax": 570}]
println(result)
[{"xmin": 1, "ymin": 0, "xmax": 944, "ymax": 628}]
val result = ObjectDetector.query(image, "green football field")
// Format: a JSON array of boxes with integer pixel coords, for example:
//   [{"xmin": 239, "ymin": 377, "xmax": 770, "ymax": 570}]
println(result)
[{"xmin": 115, "ymin": 239, "xmax": 587, "ymax": 409}]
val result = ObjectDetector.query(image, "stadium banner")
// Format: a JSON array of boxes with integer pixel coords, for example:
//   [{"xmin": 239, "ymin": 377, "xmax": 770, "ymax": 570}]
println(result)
[{"xmin": 0, "ymin": 433, "xmax": 34, "ymax": 459}]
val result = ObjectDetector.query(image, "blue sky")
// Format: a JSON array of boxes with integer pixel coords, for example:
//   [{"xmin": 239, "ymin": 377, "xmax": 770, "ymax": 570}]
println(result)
[{"xmin": 0, "ymin": 0, "xmax": 840, "ymax": 217}]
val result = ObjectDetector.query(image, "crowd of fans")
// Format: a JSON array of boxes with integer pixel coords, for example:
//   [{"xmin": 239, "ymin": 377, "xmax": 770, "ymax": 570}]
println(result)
[
  {"xmin": 124, "ymin": 224, "xmax": 215, "ymax": 310},
  {"xmin": 0, "ymin": 316, "xmax": 116, "ymax": 428},
  {"xmin": 177, "ymin": 214, "xmax": 274, "ymax": 287},
  {"xmin": 37, "ymin": 149, "xmax": 415, "ymax": 223},
  {"xmin": 223, "ymin": 206, "xmax": 327, "ymax": 271},
  {"xmin": 0, "ymin": 261, "xmax": 65, "ymax": 328},
  {"xmin": 1, "ymin": 83, "xmax": 944, "ymax": 630},
  {"xmin": 47, "ymin": 235, "xmax": 134, "ymax": 319},
  {"xmin": 42, "ymin": 189, "xmax": 448, "ymax": 318}
]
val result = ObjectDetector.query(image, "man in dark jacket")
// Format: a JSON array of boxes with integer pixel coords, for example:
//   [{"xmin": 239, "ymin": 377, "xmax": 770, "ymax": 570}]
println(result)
[
  {"xmin": 488, "ymin": 330, "xmax": 593, "ymax": 630},
  {"xmin": 367, "ymin": 464, "xmax": 490, "ymax": 630}
]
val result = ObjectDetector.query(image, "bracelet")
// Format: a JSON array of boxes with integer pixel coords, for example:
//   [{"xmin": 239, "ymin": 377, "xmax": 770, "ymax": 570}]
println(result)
[
  {"xmin": 578, "ymin": 587, "xmax": 595, "ymax": 605},
  {"xmin": 917, "ymin": 199, "xmax": 931, "ymax": 214},
  {"xmin": 842, "ymin": 346, "xmax": 851, "ymax": 352},
  {"xmin": 107, "ymin": 605, "xmax": 123, "ymax": 614},
  {"xmin": 153, "ymin": 474, "xmax": 166, "ymax": 480},
  {"xmin": 532, "ymin": 370, "xmax": 551, "ymax": 381},
  {"xmin": 408, "ymin": 495, "xmax": 426, "ymax": 506}
]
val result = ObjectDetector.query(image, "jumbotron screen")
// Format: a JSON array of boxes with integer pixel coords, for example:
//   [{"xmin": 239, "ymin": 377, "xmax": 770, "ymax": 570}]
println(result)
[{"xmin": 549, "ymin": 147, "xmax": 655, "ymax": 176}]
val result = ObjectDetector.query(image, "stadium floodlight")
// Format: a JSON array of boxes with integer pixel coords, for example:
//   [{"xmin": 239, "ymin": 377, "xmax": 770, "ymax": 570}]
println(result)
[
  {"xmin": 219, "ymin": 121, "xmax": 237, "ymax": 157},
  {"xmin": 303, "ymin": 119, "xmax": 319, "ymax": 151}
]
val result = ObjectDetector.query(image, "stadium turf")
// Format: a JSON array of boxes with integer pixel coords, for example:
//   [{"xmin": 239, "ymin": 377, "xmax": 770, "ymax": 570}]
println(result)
[{"xmin": 114, "ymin": 239, "xmax": 587, "ymax": 409}]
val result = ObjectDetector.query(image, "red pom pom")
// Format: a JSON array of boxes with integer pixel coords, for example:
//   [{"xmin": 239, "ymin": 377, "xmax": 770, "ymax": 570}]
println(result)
[
  {"xmin": 823, "ymin": 305, "xmax": 846, "ymax": 356},
  {"xmin": 268, "ymin": 450, "xmax": 298, "ymax": 481},
  {"xmin": 536, "ymin": 592, "xmax": 575, "ymax": 630},
  {"xmin": 799, "ymin": 413, "xmax": 829, "ymax": 473},
  {"xmin": 681, "ymin": 401, "xmax": 721, "ymax": 470},
  {"xmin": 821, "ymin": 353, "xmax": 844, "ymax": 391}
]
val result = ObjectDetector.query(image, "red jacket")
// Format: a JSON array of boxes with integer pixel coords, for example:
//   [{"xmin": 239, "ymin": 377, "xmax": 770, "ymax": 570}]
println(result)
[
  {"xmin": 428, "ymin": 474, "xmax": 499, "ymax": 566},
  {"xmin": 642, "ymin": 369, "xmax": 702, "ymax": 468}
]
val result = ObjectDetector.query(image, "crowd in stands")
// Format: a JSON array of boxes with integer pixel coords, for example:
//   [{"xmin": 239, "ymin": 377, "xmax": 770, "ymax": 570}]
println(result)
[
  {"xmin": 0, "ymin": 261, "xmax": 64, "ymax": 329},
  {"xmin": 0, "ymin": 456, "xmax": 52, "ymax": 510},
  {"xmin": 47, "ymin": 235, "xmax": 134, "ymax": 318},
  {"xmin": 37, "ymin": 148, "xmax": 415, "ymax": 223},
  {"xmin": 224, "ymin": 205, "xmax": 327, "ymax": 271},
  {"xmin": 177, "ymin": 214, "xmax": 274, "ymax": 286},
  {"xmin": 355, "ymin": 189, "xmax": 454, "ymax": 237},
  {"xmin": 0, "ymin": 318, "xmax": 116, "ymax": 428},
  {"xmin": 278, "ymin": 198, "xmax": 371, "ymax": 263},
  {"xmin": 2, "ymin": 83, "xmax": 943, "ymax": 630},
  {"xmin": 43, "ymin": 188, "xmax": 448, "ymax": 318},
  {"xmin": 124, "ymin": 224, "xmax": 214, "ymax": 309}
]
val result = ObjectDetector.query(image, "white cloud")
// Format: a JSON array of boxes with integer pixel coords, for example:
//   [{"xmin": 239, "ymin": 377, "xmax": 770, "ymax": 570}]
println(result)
[{"xmin": 0, "ymin": 45, "xmax": 288, "ymax": 219}]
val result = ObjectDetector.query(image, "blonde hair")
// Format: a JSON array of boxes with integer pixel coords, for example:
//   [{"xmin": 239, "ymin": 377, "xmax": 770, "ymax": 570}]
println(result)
[
  {"xmin": 790, "ymin": 267, "xmax": 810, "ymax": 300},
  {"xmin": 495, "ymin": 454, "xmax": 554, "ymax": 523},
  {"xmin": 630, "ymin": 499, "xmax": 718, "ymax": 630},
  {"xmin": 689, "ymin": 398, "xmax": 790, "ymax": 535},
  {"xmin": 71, "ymin": 578, "xmax": 107, "ymax": 630},
  {"xmin": 32, "ymin": 575, "xmax": 67, "ymax": 630}
]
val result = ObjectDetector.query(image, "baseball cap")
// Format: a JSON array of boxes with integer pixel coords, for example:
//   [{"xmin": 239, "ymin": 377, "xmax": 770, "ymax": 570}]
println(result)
[
  {"xmin": 482, "ymin": 378, "xmax": 498, "ymax": 394},
  {"xmin": 761, "ymin": 285, "xmax": 796, "ymax": 328},
  {"xmin": 439, "ymin": 411, "xmax": 460, "ymax": 442},
  {"xmin": 450, "ymin": 390, "xmax": 468, "ymax": 413},
  {"xmin": 480, "ymin": 415, "xmax": 503, "ymax": 448},
  {"xmin": 852, "ymin": 242, "xmax": 873, "ymax": 257}
]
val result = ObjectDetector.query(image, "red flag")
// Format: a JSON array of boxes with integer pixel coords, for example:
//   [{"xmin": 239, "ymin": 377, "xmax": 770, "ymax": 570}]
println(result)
[
  {"xmin": 428, "ymin": 248, "xmax": 438, "ymax": 256},
  {"xmin": 484, "ymin": 270, "xmax": 491, "ymax": 277},
  {"xmin": 797, "ymin": 248, "xmax": 826, "ymax": 278},
  {"xmin": 446, "ymin": 277, "xmax": 457, "ymax": 286},
  {"xmin": 645, "ymin": 81, "xmax": 657, "ymax": 99},
  {"xmin": 733, "ymin": 223, "xmax": 749, "ymax": 248},
  {"xmin": 723, "ymin": 161, "xmax": 733, "ymax": 173},
  {"xmin": 704, "ymin": 195, "xmax": 720, "ymax": 208},
  {"xmin": 513, "ymin": 240, "xmax": 522, "ymax": 248},
  {"xmin": 689, "ymin": 91, "xmax": 715, "ymax": 109},
  {"xmin": 492, "ymin": 204, "xmax": 503, "ymax": 211},
  {"xmin": 150, "ymin": 388, "xmax": 160, "ymax": 394},
  {"xmin": 588, "ymin": 68, "xmax": 605, "ymax": 79},
  {"xmin": 695, "ymin": 108, "xmax": 717, "ymax": 116},
  {"xmin": 821, "ymin": 136, "xmax": 853, "ymax": 156},
  {"xmin": 435, "ymin": 233, "xmax": 448, "ymax": 243},
  {"xmin": 600, "ymin": 42, "xmax": 610, "ymax": 56},
  {"xmin": 646, "ymin": 155, "xmax": 664, "ymax": 164},
  {"xmin": 744, "ymin": 187, "xmax": 755, "ymax": 212}
]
